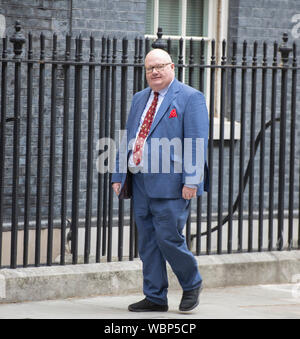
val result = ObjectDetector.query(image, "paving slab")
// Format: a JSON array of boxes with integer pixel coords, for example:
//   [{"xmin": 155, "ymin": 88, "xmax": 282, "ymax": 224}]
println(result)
[{"xmin": 0, "ymin": 284, "xmax": 299, "ymax": 319}]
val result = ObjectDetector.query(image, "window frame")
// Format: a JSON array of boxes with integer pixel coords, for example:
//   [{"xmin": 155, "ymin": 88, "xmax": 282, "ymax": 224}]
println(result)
[{"xmin": 145, "ymin": 0, "xmax": 211, "ymax": 83}]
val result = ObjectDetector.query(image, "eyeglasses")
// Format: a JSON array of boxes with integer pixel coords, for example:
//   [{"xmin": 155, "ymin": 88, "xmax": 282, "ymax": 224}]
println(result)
[{"xmin": 145, "ymin": 63, "xmax": 172, "ymax": 73}]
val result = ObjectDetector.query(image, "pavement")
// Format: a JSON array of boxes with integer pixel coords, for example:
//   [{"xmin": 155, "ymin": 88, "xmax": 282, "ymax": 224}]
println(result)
[{"xmin": 0, "ymin": 283, "xmax": 299, "ymax": 319}]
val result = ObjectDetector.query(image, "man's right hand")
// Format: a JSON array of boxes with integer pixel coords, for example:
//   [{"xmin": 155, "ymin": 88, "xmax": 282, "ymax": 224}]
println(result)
[{"xmin": 112, "ymin": 183, "xmax": 121, "ymax": 196}]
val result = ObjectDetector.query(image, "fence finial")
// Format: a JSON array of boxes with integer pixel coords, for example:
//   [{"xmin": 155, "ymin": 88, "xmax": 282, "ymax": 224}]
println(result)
[
  {"xmin": 279, "ymin": 33, "xmax": 292, "ymax": 66},
  {"xmin": 10, "ymin": 21, "xmax": 25, "ymax": 59},
  {"xmin": 152, "ymin": 27, "xmax": 168, "ymax": 51}
]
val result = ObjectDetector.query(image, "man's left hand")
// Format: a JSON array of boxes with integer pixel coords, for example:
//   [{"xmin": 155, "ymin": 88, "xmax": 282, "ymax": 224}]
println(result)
[{"xmin": 182, "ymin": 186, "xmax": 197, "ymax": 200}]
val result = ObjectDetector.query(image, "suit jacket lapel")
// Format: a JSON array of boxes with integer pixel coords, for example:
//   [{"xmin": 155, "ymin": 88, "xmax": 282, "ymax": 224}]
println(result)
[{"xmin": 148, "ymin": 79, "xmax": 181, "ymax": 137}]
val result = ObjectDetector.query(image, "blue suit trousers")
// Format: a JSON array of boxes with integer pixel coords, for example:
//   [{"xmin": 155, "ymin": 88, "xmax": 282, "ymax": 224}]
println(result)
[{"xmin": 132, "ymin": 173, "xmax": 202, "ymax": 305}]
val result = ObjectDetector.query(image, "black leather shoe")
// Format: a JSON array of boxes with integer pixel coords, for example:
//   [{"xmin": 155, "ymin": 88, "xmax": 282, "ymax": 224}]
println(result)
[
  {"xmin": 179, "ymin": 286, "xmax": 203, "ymax": 312},
  {"xmin": 128, "ymin": 298, "xmax": 168, "ymax": 312}
]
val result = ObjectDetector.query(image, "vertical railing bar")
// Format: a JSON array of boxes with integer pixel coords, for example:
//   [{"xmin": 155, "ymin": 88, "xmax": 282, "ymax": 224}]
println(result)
[
  {"xmin": 196, "ymin": 38, "xmax": 205, "ymax": 256},
  {"xmin": 186, "ymin": 38, "xmax": 194, "ymax": 251},
  {"xmin": 133, "ymin": 37, "xmax": 138, "ymax": 94},
  {"xmin": 167, "ymin": 38, "xmax": 172, "ymax": 55},
  {"xmin": 0, "ymin": 36, "xmax": 8, "ymax": 268},
  {"xmin": 206, "ymin": 39, "xmax": 216, "ymax": 255},
  {"xmin": 138, "ymin": 37, "xmax": 144, "ymax": 92},
  {"xmin": 102, "ymin": 37, "xmax": 111, "ymax": 258},
  {"xmin": 118, "ymin": 38, "xmax": 128, "ymax": 262},
  {"xmin": 129, "ymin": 38, "xmax": 138, "ymax": 260},
  {"xmin": 288, "ymin": 42, "xmax": 297, "ymax": 250},
  {"xmin": 277, "ymin": 80, "xmax": 287, "ymax": 251},
  {"xmin": 129, "ymin": 203, "xmax": 134, "ymax": 260},
  {"xmin": 23, "ymin": 32, "xmax": 33, "ymax": 267},
  {"xmin": 277, "ymin": 34, "xmax": 292, "ymax": 251},
  {"xmin": 196, "ymin": 200, "xmax": 202, "ymax": 255},
  {"xmin": 96, "ymin": 36, "xmax": 107, "ymax": 263},
  {"xmin": 199, "ymin": 38, "xmax": 205, "ymax": 91},
  {"xmin": 248, "ymin": 41, "xmax": 258, "ymax": 253},
  {"xmin": 71, "ymin": 35, "xmax": 83, "ymax": 265},
  {"xmin": 228, "ymin": 40, "xmax": 237, "ymax": 254},
  {"xmin": 238, "ymin": 41, "xmax": 247, "ymax": 253},
  {"xmin": 10, "ymin": 49, "xmax": 23, "ymax": 269},
  {"xmin": 186, "ymin": 212, "xmax": 191, "ymax": 250},
  {"xmin": 129, "ymin": 39, "xmax": 139, "ymax": 261},
  {"xmin": 9, "ymin": 22, "xmax": 26, "ymax": 268},
  {"xmin": 258, "ymin": 42, "xmax": 268, "ymax": 252},
  {"xmin": 60, "ymin": 33, "xmax": 71, "ymax": 266},
  {"xmin": 35, "ymin": 33, "xmax": 45, "ymax": 267},
  {"xmin": 178, "ymin": 38, "xmax": 184, "ymax": 82},
  {"xmin": 107, "ymin": 37, "xmax": 117, "ymax": 263},
  {"xmin": 47, "ymin": 33, "xmax": 58, "ymax": 266},
  {"xmin": 135, "ymin": 37, "xmax": 144, "ymax": 258},
  {"xmin": 188, "ymin": 38, "xmax": 194, "ymax": 85},
  {"xmin": 217, "ymin": 40, "xmax": 227, "ymax": 255},
  {"xmin": 144, "ymin": 37, "xmax": 150, "ymax": 89},
  {"xmin": 84, "ymin": 35, "xmax": 95, "ymax": 264},
  {"xmin": 268, "ymin": 41, "xmax": 278, "ymax": 251}
]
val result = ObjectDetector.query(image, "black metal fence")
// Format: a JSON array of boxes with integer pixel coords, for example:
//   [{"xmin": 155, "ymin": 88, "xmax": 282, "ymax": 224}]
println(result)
[{"xmin": 0, "ymin": 23, "xmax": 299, "ymax": 269}]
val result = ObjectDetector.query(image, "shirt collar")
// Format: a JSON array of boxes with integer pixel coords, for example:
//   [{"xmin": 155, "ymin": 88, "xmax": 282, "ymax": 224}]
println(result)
[{"xmin": 151, "ymin": 78, "xmax": 175, "ymax": 98}]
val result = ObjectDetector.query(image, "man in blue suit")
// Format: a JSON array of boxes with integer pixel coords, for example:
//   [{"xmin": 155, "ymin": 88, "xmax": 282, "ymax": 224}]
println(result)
[{"xmin": 112, "ymin": 49, "xmax": 209, "ymax": 312}]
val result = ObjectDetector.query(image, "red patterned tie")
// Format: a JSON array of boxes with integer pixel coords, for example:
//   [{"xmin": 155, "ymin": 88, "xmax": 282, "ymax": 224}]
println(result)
[{"xmin": 133, "ymin": 92, "xmax": 159, "ymax": 166}]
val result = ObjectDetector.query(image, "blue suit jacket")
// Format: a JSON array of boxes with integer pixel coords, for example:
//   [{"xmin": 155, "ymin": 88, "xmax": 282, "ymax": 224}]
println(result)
[{"xmin": 112, "ymin": 78, "xmax": 209, "ymax": 199}]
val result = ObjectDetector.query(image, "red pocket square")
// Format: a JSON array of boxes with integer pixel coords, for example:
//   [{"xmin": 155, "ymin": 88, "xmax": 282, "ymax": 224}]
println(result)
[{"xmin": 169, "ymin": 109, "xmax": 177, "ymax": 118}]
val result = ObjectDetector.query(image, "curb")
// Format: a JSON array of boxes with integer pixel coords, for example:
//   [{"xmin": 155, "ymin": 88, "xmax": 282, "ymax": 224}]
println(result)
[{"xmin": 0, "ymin": 251, "xmax": 300, "ymax": 304}]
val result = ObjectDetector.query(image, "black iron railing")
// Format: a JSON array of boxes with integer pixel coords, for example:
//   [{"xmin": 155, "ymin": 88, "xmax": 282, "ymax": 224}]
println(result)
[{"xmin": 0, "ymin": 23, "xmax": 299, "ymax": 269}]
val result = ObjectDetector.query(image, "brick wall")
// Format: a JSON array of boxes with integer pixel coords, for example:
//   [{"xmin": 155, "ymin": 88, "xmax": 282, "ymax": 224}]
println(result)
[
  {"xmin": 71, "ymin": 0, "xmax": 147, "ymax": 39},
  {"xmin": 228, "ymin": 0, "xmax": 300, "ymax": 56},
  {"xmin": 0, "ymin": 0, "xmax": 70, "ymax": 46}
]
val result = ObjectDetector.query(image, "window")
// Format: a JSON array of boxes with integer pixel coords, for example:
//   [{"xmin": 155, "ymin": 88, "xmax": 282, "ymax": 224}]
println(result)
[{"xmin": 146, "ymin": 0, "xmax": 209, "ymax": 88}]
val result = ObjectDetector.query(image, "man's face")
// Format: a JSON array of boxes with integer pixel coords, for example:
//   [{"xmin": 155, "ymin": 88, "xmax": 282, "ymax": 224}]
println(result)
[{"xmin": 145, "ymin": 50, "xmax": 175, "ymax": 92}]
